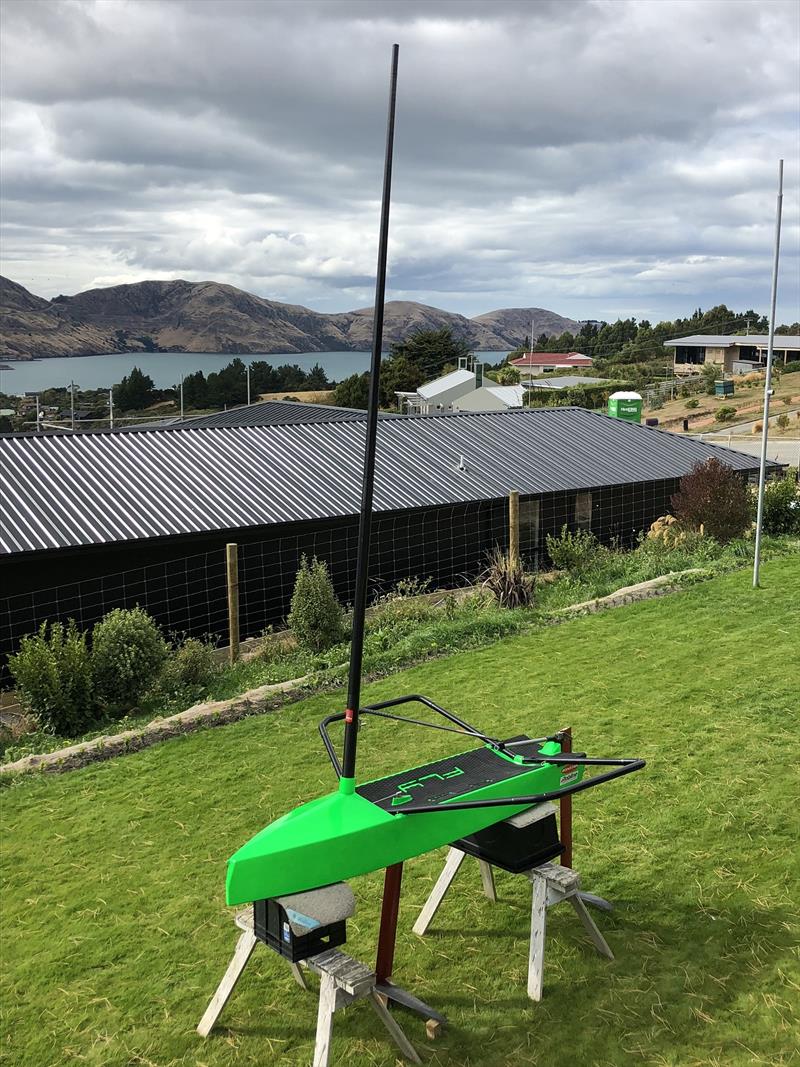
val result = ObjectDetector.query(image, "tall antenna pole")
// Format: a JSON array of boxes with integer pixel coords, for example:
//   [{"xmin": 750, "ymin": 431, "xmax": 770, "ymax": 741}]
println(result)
[
  {"xmin": 340, "ymin": 43, "xmax": 399, "ymax": 792},
  {"xmin": 753, "ymin": 159, "xmax": 784, "ymax": 589},
  {"xmin": 70, "ymin": 381, "xmax": 75, "ymax": 431},
  {"xmin": 247, "ymin": 364, "xmax": 251, "ymax": 406},
  {"xmin": 180, "ymin": 377, "xmax": 184, "ymax": 420},
  {"xmin": 109, "ymin": 388, "xmax": 114, "ymax": 430},
  {"xmin": 35, "ymin": 394, "xmax": 40, "ymax": 433}
]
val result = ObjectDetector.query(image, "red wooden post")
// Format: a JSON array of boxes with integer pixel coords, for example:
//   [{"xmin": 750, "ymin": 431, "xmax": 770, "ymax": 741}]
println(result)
[
  {"xmin": 376, "ymin": 862, "xmax": 404, "ymax": 983},
  {"xmin": 559, "ymin": 727, "xmax": 573, "ymax": 868}
]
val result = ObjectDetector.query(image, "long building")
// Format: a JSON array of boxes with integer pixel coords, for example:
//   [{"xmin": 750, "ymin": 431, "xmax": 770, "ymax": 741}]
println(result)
[{"xmin": 0, "ymin": 407, "xmax": 777, "ymax": 655}]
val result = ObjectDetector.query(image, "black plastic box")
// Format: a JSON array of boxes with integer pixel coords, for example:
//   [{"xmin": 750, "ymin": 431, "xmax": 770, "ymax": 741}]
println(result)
[
  {"xmin": 455, "ymin": 811, "xmax": 564, "ymax": 873},
  {"xmin": 253, "ymin": 898, "xmax": 347, "ymax": 962}
]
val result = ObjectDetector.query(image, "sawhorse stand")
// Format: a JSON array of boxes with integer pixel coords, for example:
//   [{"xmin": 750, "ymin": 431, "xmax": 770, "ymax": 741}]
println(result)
[
  {"xmin": 198, "ymin": 909, "xmax": 423, "ymax": 1066},
  {"xmin": 413, "ymin": 851, "xmax": 613, "ymax": 1001}
]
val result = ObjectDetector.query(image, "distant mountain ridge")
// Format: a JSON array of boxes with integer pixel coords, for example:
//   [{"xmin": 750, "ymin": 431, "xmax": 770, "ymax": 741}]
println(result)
[{"xmin": 0, "ymin": 276, "xmax": 580, "ymax": 360}]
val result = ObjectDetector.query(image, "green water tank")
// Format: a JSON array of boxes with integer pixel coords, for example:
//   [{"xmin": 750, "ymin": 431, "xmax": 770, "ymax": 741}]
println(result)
[{"xmin": 608, "ymin": 391, "xmax": 643, "ymax": 423}]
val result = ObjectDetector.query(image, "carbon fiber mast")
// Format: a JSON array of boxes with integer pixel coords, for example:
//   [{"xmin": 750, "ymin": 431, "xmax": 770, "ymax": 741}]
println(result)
[{"xmin": 339, "ymin": 44, "xmax": 399, "ymax": 794}]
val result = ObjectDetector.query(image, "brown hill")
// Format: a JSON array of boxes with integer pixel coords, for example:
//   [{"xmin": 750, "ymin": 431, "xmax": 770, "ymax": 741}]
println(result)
[{"xmin": 1, "ymin": 276, "xmax": 580, "ymax": 360}]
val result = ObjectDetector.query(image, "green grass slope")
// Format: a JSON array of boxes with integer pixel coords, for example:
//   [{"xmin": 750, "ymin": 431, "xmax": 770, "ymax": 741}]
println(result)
[{"xmin": 1, "ymin": 558, "xmax": 798, "ymax": 1066}]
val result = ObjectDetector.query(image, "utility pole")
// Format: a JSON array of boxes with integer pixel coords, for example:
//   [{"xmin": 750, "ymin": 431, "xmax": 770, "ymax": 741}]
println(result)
[
  {"xmin": 753, "ymin": 159, "xmax": 784, "ymax": 589},
  {"xmin": 35, "ymin": 394, "xmax": 40, "ymax": 432},
  {"xmin": 70, "ymin": 381, "xmax": 76, "ymax": 431},
  {"xmin": 108, "ymin": 388, "xmax": 114, "ymax": 430},
  {"xmin": 180, "ymin": 377, "xmax": 184, "ymax": 420},
  {"xmin": 246, "ymin": 364, "xmax": 251, "ymax": 406}
]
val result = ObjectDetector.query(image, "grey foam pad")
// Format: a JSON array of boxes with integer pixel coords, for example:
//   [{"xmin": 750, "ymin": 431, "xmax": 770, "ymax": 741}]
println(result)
[{"xmin": 275, "ymin": 882, "xmax": 356, "ymax": 934}]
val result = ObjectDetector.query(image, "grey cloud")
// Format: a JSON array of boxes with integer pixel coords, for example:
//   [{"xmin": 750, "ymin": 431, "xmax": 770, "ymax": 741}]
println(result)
[{"xmin": 0, "ymin": 0, "xmax": 797, "ymax": 322}]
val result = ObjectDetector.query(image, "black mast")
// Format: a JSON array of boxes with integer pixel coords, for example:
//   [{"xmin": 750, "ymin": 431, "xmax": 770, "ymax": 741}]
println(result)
[{"xmin": 340, "ymin": 44, "xmax": 399, "ymax": 790}]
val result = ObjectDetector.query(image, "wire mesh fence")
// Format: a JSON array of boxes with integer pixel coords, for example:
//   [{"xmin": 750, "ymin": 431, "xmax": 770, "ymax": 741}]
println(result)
[{"xmin": 0, "ymin": 479, "xmax": 679, "ymax": 664}]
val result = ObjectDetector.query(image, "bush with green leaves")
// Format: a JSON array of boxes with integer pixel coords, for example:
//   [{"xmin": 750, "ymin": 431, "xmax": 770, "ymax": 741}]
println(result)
[
  {"xmin": 715, "ymin": 406, "xmax": 737, "ymax": 422},
  {"xmin": 782, "ymin": 360, "xmax": 800, "ymax": 374},
  {"xmin": 671, "ymin": 458, "xmax": 752, "ymax": 544},
  {"xmin": 91, "ymin": 607, "xmax": 169, "ymax": 710},
  {"xmin": 8, "ymin": 620, "xmax": 98, "ymax": 736},
  {"xmin": 287, "ymin": 555, "xmax": 345, "ymax": 652},
  {"xmin": 685, "ymin": 398, "xmax": 699, "ymax": 409},
  {"xmin": 702, "ymin": 364, "xmax": 718, "ymax": 395},
  {"xmin": 759, "ymin": 472, "xmax": 800, "ymax": 535},
  {"xmin": 481, "ymin": 547, "xmax": 535, "ymax": 608},
  {"xmin": 545, "ymin": 524, "xmax": 601, "ymax": 573},
  {"xmin": 158, "ymin": 637, "xmax": 217, "ymax": 695}
]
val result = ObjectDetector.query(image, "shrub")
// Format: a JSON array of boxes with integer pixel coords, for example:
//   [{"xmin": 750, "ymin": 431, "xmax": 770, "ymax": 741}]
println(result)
[
  {"xmin": 91, "ymin": 607, "xmax": 169, "ymax": 710},
  {"xmin": 759, "ymin": 473, "xmax": 800, "ymax": 535},
  {"xmin": 8, "ymin": 621, "xmax": 98, "ymax": 737},
  {"xmin": 545, "ymin": 524, "xmax": 601, "ymax": 573},
  {"xmin": 159, "ymin": 638, "xmax": 217, "ymax": 693},
  {"xmin": 288, "ymin": 555, "xmax": 345, "ymax": 652},
  {"xmin": 481, "ymin": 547, "xmax": 535, "ymax": 609},
  {"xmin": 715, "ymin": 406, "xmax": 737, "ymax": 422},
  {"xmin": 671, "ymin": 459, "xmax": 752, "ymax": 543},
  {"xmin": 782, "ymin": 360, "xmax": 800, "ymax": 374},
  {"xmin": 776, "ymin": 413, "xmax": 790, "ymax": 430},
  {"xmin": 685, "ymin": 398, "xmax": 699, "ymax": 410},
  {"xmin": 702, "ymin": 364, "xmax": 717, "ymax": 395},
  {"xmin": 647, "ymin": 514, "xmax": 695, "ymax": 548}
]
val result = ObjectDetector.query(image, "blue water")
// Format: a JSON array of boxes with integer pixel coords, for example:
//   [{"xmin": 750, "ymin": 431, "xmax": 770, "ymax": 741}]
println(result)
[
  {"xmin": 0, "ymin": 350, "xmax": 508, "ymax": 394},
  {"xmin": 0, "ymin": 351, "xmax": 371, "ymax": 394}
]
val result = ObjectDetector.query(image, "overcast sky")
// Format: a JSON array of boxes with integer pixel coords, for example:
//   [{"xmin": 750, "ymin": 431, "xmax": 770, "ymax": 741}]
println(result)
[{"xmin": 1, "ymin": 0, "xmax": 798, "ymax": 324}]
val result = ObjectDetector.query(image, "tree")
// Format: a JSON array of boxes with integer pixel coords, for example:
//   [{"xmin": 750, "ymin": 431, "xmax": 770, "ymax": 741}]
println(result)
[
  {"xmin": 181, "ymin": 370, "xmax": 208, "ymax": 409},
  {"xmin": 379, "ymin": 354, "xmax": 425, "ymax": 407},
  {"xmin": 390, "ymin": 327, "xmax": 471, "ymax": 379},
  {"xmin": 305, "ymin": 363, "xmax": 330, "ymax": 390},
  {"xmin": 333, "ymin": 372, "xmax": 370, "ymax": 409},
  {"xmin": 671, "ymin": 459, "xmax": 751, "ymax": 543},
  {"xmin": 113, "ymin": 366, "xmax": 155, "ymax": 411},
  {"xmin": 495, "ymin": 364, "xmax": 520, "ymax": 385}
]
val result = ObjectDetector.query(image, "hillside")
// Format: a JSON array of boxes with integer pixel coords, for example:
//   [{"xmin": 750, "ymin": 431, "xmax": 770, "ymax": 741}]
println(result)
[{"xmin": 0, "ymin": 276, "xmax": 579, "ymax": 359}]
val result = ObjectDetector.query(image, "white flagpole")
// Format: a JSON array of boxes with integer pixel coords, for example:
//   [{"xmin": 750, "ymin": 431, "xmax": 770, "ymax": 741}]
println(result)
[{"xmin": 753, "ymin": 159, "xmax": 784, "ymax": 588}]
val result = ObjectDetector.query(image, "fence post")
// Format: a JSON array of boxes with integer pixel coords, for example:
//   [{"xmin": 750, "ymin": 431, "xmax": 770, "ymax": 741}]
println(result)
[
  {"xmin": 226, "ymin": 543, "xmax": 240, "ymax": 665},
  {"xmin": 509, "ymin": 491, "xmax": 520, "ymax": 562}
]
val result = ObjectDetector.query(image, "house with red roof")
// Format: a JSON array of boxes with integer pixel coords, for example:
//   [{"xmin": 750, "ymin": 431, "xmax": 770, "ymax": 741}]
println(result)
[{"xmin": 510, "ymin": 351, "xmax": 593, "ymax": 376}]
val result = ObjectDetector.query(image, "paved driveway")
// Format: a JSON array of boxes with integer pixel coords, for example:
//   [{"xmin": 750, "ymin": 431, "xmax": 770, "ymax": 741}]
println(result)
[{"xmin": 699, "ymin": 434, "xmax": 800, "ymax": 467}]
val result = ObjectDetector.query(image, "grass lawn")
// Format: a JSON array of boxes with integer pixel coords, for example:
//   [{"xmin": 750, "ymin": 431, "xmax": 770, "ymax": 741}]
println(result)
[{"xmin": 1, "ymin": 557, "xmax": 798, "ymax": 1066}]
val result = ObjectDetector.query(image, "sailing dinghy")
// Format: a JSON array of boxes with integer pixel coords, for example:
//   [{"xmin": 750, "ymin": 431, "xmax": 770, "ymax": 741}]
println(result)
[{"xmin": 226, "ymin": 44, "xmax": 644, "ymax": 909}]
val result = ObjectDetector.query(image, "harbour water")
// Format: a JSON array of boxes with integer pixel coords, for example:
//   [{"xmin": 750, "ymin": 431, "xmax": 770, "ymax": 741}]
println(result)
[
  {"xmin": 0, "ymin": 349, "xmax": 508, "ymax": 394},
  {"xmin": 0, "ymin": 351, "xmax": 370, "ymax": 394}
]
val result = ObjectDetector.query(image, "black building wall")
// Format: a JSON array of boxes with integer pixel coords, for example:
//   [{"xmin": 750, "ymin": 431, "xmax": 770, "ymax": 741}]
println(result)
[{"xmin": 0, "ymin": 477, "xmax": 680, "ymax": 661}]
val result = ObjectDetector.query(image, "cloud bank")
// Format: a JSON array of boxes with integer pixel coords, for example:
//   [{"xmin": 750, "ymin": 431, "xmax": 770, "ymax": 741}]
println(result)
[{"xmin": 1, "ymin": 0, "xmax": 798, "ymax": 323}]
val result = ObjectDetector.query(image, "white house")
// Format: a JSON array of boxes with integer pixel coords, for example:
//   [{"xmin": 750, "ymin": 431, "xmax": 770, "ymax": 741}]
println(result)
[
  {"xmin": 665, "ymin": 334, "xmax": 800, "ymax": 376},
  {"xmin": 453, "ymin": 384, "xmax": 526, "ymax": 412},
  {"xmin": 397, "ymin": 357, "xmax": 488, "ymax": 414}
]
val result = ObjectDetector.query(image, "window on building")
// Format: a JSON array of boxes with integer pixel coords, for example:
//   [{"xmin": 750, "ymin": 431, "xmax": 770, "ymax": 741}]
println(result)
[
  {"xmin": 738, "ymin": 346, "xmax": 759, "ymax": 362},
  {"xmin": 675, "ymin": 346, "xmax": 706, "ymax": 364},
  {"xmin": 575, "ymin": 492, "xmax": 592, "ymax": 529},
  {"xmin": 519, "ymin": 498, "xmax": 540, "ymax": 552}
]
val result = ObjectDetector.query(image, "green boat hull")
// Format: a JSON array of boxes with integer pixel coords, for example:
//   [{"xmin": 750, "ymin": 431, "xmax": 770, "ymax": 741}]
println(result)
[{"xmin": 226, "ymin": 744, "xmax": 580, "ymax": 904}]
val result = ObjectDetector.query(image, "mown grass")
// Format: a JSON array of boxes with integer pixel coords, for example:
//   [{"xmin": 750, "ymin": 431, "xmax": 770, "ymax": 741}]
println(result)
[{"xmin": 1, "ymin": 556, "xmax": 798, "ymax": 1066}]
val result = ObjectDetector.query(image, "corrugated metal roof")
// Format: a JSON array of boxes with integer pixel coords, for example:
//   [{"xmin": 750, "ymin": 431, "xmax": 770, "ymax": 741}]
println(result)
[
  {"xmin": 138, "ymin": 399, "xmax": 397, "ymax": 430},
  {"xmin": 0, "ymin": 408, "xmax": 774, "ymax": 556},
  {"xmin": 417, "ymin": 368, "xmax": 474, "ymax": 398},
  {"xmin": 665, "ymin": 334, "xmax": 800, "ymax": 349},
  {"xmin": 526, "ymin": 376, "xmax": 610, "ymax": 389}
]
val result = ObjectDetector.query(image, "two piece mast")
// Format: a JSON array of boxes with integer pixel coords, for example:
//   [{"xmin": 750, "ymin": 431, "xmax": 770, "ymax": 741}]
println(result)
[{"xmin": 340, "ymin": 44, "xmax": 400, "ymax": 791}]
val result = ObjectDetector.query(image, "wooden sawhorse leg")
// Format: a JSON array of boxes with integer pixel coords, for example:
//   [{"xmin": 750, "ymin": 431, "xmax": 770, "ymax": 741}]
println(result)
[
  {"xmin": 412, "ymin": 849, "xmax": 495, "ymax": 936},
  {"xmin": 197, "ymin": 929, "xmax": 258, "ymax": 1037}
]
